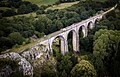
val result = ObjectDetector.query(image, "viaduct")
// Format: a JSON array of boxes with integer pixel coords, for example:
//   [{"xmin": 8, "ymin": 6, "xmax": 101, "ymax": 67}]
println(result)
[{"xmin": 27, "ymin": 5, "xmax": 117, "ymax": 55}]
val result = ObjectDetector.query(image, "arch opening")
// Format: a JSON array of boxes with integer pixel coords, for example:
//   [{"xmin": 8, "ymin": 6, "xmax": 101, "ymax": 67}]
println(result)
[
  {"xmin": 95, "ymin": 18, "xmax": 99, "ymax": 24},
  {"xmin": 87, "ymin": 21, "xmax": 94, "ymax": 30},
  {"xmin": 79, "ymin": 26, "xmax": 85, "ymax": 52},
  {"xmin": 79, "ymin": 25, "xmax": 85, "ymax": 38},
  {"xmin": 52, "ymin": 36, "xmax": 65, "ymax": 57},
  {"xmin": 67, "ymin": 30, "xmax": 78, "ymax": 54}
]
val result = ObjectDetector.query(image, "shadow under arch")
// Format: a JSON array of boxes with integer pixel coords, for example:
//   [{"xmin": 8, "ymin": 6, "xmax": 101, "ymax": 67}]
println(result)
[
  {"xmin": 94, "ymin": 18, "xmax": 100, "ymax": 24},
  {"xmin": 51, "ymin": 35, "xmax": 65, "ymax": 56},
  {"xmin": 87, "ymin": 21, "xmax": 94, "ymax": 30},
  {"xmin": 67, "ymin": 29, "xmax": 78, "ymax": 54},
  {"xmin": 79, "ymin": 25, "xmax": 85, "ymax": 38},
  {"xmin": 78, "ymin": 25, "xmax": 85, "ymax": 52}
]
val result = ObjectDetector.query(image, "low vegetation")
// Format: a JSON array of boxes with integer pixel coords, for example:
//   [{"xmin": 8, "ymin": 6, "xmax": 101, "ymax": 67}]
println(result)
[
  {"xmin": 23, "ymin": 0, "xmax": 57, "ymax": 6},
  {"xmin": 46, "ymin": 1, "xmax": 79, "ymax": 10}
]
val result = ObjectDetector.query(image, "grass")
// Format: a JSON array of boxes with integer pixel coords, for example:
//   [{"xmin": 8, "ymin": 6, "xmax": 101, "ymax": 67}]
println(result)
[
  {"xmin": 14, "ymin": 12, "xmax": 37, "ymax": 17},
  {"xmin": 2, "ymin": 1, "xmax": 79, "ymax": 19},
  {"xmin": 0, "ymin": 7, "xmax": 11, "ymax": 11},
  {"xmin": 3, "ymin": 12, "xmax": 37, "ymax": 20},
  {"xmin": 23, "ymin": 0, "xmax": 57, "ymax": 6},
  {"xmin": 92, "ymin": 0, "xmax": 107, "ymax": 3},
  {"xmin": 46, "ymin": 1, "xmax": 79, "ymax": 11}
]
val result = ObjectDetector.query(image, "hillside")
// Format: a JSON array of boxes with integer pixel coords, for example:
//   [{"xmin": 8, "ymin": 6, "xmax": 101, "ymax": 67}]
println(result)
[
  {"xmin": 23, "ymin": 0, "xmax": 57, "ymax": 6},
  {"xmin": 46, "ymin": 1, "xmax": 79, "ymax": 10}
]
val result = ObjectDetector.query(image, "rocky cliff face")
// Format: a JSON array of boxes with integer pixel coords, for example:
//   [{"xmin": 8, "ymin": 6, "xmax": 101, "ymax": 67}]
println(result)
[{"xmin": 0, "ymin": 45, "xmax": 51, "ymax": 77}]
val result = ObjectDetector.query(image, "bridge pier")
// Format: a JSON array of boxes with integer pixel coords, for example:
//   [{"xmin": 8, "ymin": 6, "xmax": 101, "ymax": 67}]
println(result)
[
  {"xmin": 72, "ymin": 31, "xmax": 80, "ymax": 54},
  {"xmin": 61, "ymin": 38, "xmax": 69, "ymax": 55},
  {"xmin": 82, "ymin": 26, "xmax": 88, "ymax": 37}
]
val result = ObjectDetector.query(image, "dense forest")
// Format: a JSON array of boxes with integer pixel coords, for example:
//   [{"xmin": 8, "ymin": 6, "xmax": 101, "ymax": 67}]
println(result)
[{"xmin": 0, "ymin": 0, "xmax": 120, "ymax": 77}]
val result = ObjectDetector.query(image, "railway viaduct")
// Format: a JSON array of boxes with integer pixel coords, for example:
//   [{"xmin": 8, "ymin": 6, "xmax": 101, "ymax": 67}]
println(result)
[{"xmin": 29, "ymin": 5, "xmax": 117, "ymax": 55}]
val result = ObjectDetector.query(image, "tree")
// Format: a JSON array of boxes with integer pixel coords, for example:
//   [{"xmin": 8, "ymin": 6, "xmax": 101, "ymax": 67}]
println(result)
[
  {"xmin": 26, "ymin": 4, "xmax": 33, "ymax": 13},
  {"xmin": 57, "ymin": 54, "xmax": 73, "ymax": 75},
  {"xmin": 0, "ymin": 37, "xmax": 12, "ymax": 47},
  {"xmin": 9, "ymin": 0, "xmax": 22, "ymax": 2},
  {"xmin": 18, "ymin": 4, "xmax": 27, "ymax": 14},
  {"xmin": 64, "ymin": 11, "xmax": 79, "ymax": 19},
  {"xmin": 54, "ymin": 19, "xmax": 63, "ymax": 30},
  {"xmin": 80, "ymin": 11, "xmax": 90, "ymax": 20},
  {"xmin": 0, "ymin": 37, "xmax": 12, "ymax": 52},
  {"xmin": 34, "ymin": 15, "xmax": 52, "ymax": 34},
  {"xmin": 2, "ymin": 9, "xmax": 16, "ymax": 17},
  {"xmin": 34, "ymin": 31, "xmax": 44, "ymax": 38},
  {"xmin": 67, "ymin": 18, "xmax": 78, "ymax": 26},
  {"xmin": 46, "ymin": 9, "xmax": 54, "ymax": 14},
  {"xmin": 71, "ymin": 60, "xmax": 97, "ymax": 77},
  {"xmin": 29, "ymin": 4, "xmax": 39, "ymax": 11},
  {"xmin": 36, "ymin": 10, "xmax": 44, "ymax": 14},
  {"xmin": 80, "ymin": 54, "xmax": 105, "ymax": 77},
  {"xmin": 39, "ymin": 60, "xmax": 57, "ymax": 77},
  {"xmin": 93, "ymin": 29, "xmax": 120, "ymax": 77},
  {"xmin": 8, "ymin": 32, "xmax": 24, "ymax": 45}
]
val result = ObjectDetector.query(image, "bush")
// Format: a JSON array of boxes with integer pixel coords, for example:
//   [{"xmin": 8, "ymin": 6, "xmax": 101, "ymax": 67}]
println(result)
[
  {"xmin": 2, "ymin": 9, "xmax": 16, "ymax": 17},
  {"xmin": 71, "ymin": 60, "xmax": 97, "ymax": 77}
]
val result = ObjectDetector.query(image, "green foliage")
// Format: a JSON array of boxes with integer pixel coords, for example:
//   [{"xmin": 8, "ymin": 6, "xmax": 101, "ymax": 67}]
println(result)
[
  {"xmin": 0, "ymin": 16, "xmax": 36, "ymax": 52},
  {"xmin": 61, "ymin": 70, "xmax": 67, "ymax": 77},
  {"xmin": 80, "ymin": 54, "xmax": 106, "ymax": 77},
  {"xmin": 93, "ymin": 29, "xmax": 120, "ymax": 59},
  {"xmin": 0, "ymin": 58, "xmax": 18, "ymax": 68},
  {"xmin": 58, "ymin": 0, "xmax": 78, "ymax": 3},
  {"xmin": 34, "ymin": 15, "xmax": 52, "ymax": 34},
  {"xmin": 93, "ymin": 29, "xmax": 108, "ymax": 41},
  {"xmin": 2, "ymin": 9, "xmax": 17, "ymax": 17},
  {"xmin": 33, "ymin": 59, "xmax": 57, "ymax": 77},
  {"xmin": 57, "ymin": 54, "xmax": 73, "ymax": 74},
  {"xmin": 8, "ymin": 32, "xmax": 25, "ymax": 45},
  {"xmin": 0, "ymin": 0, "xmax": 39, "ymax": 17},
  {"xmin": 0, "ymin": 37, "xmax": 12, "ymax": 51},
  {"xmin": 80, "ymin": 11, "xmax": 90, "ymax": 20},
  {"xmin": 23, "ymin": 0, "xmax": 57, "ymax": 6},
  {"xmin": 97, "ymin": 11, "xmax": 120, "ymax": 30},
  {"xmin": 18, "ymin": 4, "xmax": 31, "ymax": 14},
  {"xmin": 54, "ymin": 19, "xmax": 63, "ymax": 30},
  {"xmin": 71, "ymin": 60, "xmax": 97, "ymax": 77},
  {"xmin": 93, "ymin": 29, "xmax": 120, "ymax": 77},
  {"xmin": 36, "ymin": 9, "xmax": 44, "ymax": 14},
  {"xmin": 34, "ymin": 31, "xmax": 45, "ymax": 38}
]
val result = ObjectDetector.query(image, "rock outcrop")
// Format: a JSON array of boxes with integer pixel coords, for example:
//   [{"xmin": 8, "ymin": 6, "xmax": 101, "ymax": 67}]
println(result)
[
  {"xmin": 0, "ymin": 45, "xmax": 50, "ymax": 77},
  {"xmin": 0, "ymin": 52, "xmax": 33, "ymax": 77}
]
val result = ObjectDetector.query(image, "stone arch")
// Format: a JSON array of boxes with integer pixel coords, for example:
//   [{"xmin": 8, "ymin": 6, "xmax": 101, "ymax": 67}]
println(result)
[
  {"xmin": 51, "ymin": 35, "xmax": 66, "ymax": 55},
  {"xmin": 67, "ymin": 29, "xmax": 79, "ymax": 53},
  {"xmin": 94, "ymin": 18, "xmax": 99, "ymax": 24},
  {"xmin": 78, "ymin": 25, "xmax": 86, "ymax": 53},
  {"xmin": 79, "ymin": 25, "xmax": 86, "ymax": 38},
  {"xmin": 87, "ymin": 21, "xmax": 94, "ymax": 30}
]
